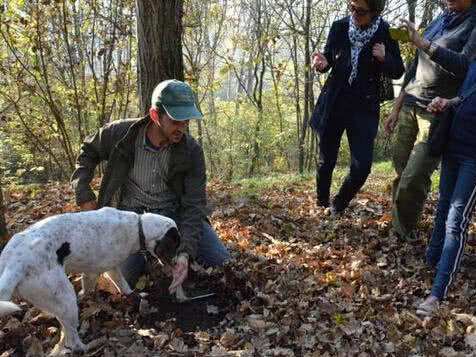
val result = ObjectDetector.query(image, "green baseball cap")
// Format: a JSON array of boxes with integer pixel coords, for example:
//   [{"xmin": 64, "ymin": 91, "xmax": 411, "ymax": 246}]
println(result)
[{"xmin": 151, "ymin": 79, "xmax": 203, "ymax": 121}]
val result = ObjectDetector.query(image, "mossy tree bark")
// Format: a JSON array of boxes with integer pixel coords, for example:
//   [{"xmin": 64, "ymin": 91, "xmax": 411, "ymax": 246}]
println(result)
[
  {"xmin": 136, "ymin": 0, "xmax": 185, "ymax": 114},
  {"xmin": 0, "ymin": 184, "xmax": 8, "ymax": 241}
]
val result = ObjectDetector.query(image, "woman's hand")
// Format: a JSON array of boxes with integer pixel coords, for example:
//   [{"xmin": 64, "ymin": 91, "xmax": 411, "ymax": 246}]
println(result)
[
  {"xmin": 427, "ymin": 97, "xmax": 451, "ymax": 113},
  {"xmin": 401, "ymin": 19, "xmax": 429, "ymax": 50},
  {"xmin": 312, "ymin": 52, "xmax": 329, "ymax": 71},
  {"xmin": 372, "ymin": 43, "xmax": 386, "ymax": 63}
]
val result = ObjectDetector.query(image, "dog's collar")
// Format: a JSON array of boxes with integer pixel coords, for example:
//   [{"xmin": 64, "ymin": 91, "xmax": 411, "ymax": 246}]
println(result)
[
  {"xmin": 138, "ymin": 215, "xmax": 147, "ymax": 253},
  {"xmin": 138, "ymin": 215, "xmax": 154, "ymax": 274}
]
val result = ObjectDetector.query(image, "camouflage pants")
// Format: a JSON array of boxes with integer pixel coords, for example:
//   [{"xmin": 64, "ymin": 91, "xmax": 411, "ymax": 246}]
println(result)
[{"xmin": 391, "ymin": 104, "xmax": 440, "ymax": 238}]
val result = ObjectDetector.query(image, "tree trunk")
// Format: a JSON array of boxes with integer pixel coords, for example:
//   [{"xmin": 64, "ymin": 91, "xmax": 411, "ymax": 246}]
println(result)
[
  {"xmin": 269, "ymin": 59, "xmax": 291, "ymax": 170},
  {"xmin": 248, "ymin": 107, "xmax": 263, "ymax": 177},
  {"xmin": 298, "ymin": 0, "xmax": 312, "ymax": 174},
  {"xmin": 136, "ymin": 0, "xmax": 184, "ymax": 114},
  {"xmin": 420, "ymin": 0, "xmax": 437, "ymax": 28},
  {"xmin": 291, "ymin": 34, "xmax": 302, "ymax": 162},
  {"xmin": 0, "ymin": 183, "xmax": 8, "ymax": 241},
  {"xmin": 406, "ymin": 0, "xmax": 416, "ymax": 23}
]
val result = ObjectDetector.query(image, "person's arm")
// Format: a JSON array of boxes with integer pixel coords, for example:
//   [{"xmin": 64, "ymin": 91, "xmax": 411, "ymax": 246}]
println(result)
[
  {"xmin": 384, "ymin": 88, "xmax": 406, "ymax": 135},
  {"xmin": 428, "ymin": 27, "xmax": 476, "ymax": 78},
  {"xmin": 313, "ymin": 21, "xmax": 339, "ymax": 73},
  {"xmin": 70, "ymin": 122, "xmax": 117, "ymax": 207},
  {"xmin": 402, "ymin": 57, "xmax": 418, "ymax": 89},
  {"xmin": 169, "ymin": 141, "xmax": 208, "ymax": 294},
  {"xmin": 427, "ymin": 62, "xmax": 476, "ymax": 112},
  {"xmin": 383, "ymin": 53, "xmax": 420, "ymax": 135},
  {"xmin": 404, "ymin": 20, "xmax": 476, "ymax": 78},
  {"xmin": 427, "ymin": 96, "xmax": 462, "ymax": 113},
  {"xmin": 393, "ymin": 88, "xmax": 406, "ymax": 113},
  {"xmin": 458, "ymin": 61, "xmax": 476, "ymax": 98},
  {"xmin": 175, "ymin": 142, "xmax": 208, "ymax": 260},
  {"xmin": 448, "ymin": 96, "xmax": 463, "ymax": 106}
]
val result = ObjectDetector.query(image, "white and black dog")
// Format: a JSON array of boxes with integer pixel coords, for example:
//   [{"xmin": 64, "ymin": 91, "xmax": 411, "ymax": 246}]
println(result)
[{"xmin": 0, "ymin": 207, "xmax": 180, "ymax": 355}]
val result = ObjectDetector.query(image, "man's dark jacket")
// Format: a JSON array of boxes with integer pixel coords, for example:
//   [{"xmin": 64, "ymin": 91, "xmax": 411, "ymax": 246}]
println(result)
[
  {"xmin": 311, "ymin": 17, "xmax": 405, "ymax": 134},
  {"xmin": 71, "ymin": 116, "xmax": 207, "ymax": 260}
]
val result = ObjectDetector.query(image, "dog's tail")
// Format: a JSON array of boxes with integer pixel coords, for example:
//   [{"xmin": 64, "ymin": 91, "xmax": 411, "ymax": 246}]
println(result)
[{"xmin": 0, "ymin": 301, "xmax": 21, "ymax": 317}]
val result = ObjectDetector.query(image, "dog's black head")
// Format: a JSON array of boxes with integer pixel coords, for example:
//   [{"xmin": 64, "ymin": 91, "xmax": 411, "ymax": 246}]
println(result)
[{"xmin": 154, "ymin": 227, "xmax": 180, "ymax": 263}]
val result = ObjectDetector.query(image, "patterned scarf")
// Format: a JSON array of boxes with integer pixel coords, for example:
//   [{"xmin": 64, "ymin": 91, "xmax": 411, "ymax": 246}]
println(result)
[{"xmin": 348, "ymin": 15, "xmax": 382, "ymax": 85}]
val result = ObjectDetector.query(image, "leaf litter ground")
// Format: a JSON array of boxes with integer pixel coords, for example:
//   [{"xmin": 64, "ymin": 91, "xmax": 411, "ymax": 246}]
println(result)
[{"xmin": 2, "ymin": 176, "xmax": 476, "ymax": 356}]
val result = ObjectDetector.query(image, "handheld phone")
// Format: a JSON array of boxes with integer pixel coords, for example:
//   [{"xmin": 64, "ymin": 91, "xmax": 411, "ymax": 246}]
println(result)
[{"xmin": 389, "ymin": 27, "xmax": 411, "ymax": 42}]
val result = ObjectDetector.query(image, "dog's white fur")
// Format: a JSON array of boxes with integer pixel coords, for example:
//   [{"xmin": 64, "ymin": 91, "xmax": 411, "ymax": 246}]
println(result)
[{"xmin": 0, "ymin": 207, "xmax": 177, "ymax": 355}]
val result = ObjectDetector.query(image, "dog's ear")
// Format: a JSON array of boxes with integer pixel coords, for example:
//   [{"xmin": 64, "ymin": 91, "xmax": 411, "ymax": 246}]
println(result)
[{"xmin": 154, "ymin": 227, "xmax": 180, "ymax": 262}]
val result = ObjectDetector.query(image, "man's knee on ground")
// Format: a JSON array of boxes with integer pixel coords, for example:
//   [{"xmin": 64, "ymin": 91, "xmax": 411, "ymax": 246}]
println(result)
[
  {"xmin": 198, "ymin": 248, "xmax": 230, "ymax": 268},
  {"xmin": 199, "ymin": 222, "xmax": 231, "ymax": 267},
  {"xmin": 207, "ymin": 237, "xmax": 231, "ymax": 267},
  {"xmin": 216, "ymin": 249, "xmax": 231, "ymax": 266}
]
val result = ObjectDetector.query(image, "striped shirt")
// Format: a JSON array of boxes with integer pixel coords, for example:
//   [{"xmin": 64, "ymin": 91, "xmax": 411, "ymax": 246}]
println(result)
[{"xmin": 119, "ymin": 123, "xmax": 178, "ymax": 210}]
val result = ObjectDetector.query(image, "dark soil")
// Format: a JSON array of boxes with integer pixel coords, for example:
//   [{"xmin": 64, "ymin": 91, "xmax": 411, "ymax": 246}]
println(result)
[{"xmin": 139, "ymin": 268, "xmax": 240, "ymax": 332}]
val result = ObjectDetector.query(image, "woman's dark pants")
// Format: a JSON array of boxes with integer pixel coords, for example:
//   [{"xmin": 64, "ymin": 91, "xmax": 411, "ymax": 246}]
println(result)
[{"xmin": 316, "ymin": 108, "xmax": 378, "ymax": 210}]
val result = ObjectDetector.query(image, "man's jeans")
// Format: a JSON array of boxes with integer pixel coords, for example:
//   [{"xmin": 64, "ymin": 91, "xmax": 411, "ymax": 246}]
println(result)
[
  {"xmin": 392, "ymin": 104, "xmax": 440, "ymax": 238},
  {"xmin": 119, "ymin": 207, "xmax": 230, "ymax": 287},
  {"xmin": 426, "ymin": 154, "xmax": 476, "ymax": 300}
]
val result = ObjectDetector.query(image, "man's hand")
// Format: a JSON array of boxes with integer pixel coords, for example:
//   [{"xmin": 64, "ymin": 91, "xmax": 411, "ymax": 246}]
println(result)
[
  {"xmin": 384, "ymin": 111, "xmax": 400, "ymax": 136},
  {"xmin": 169, "ymin": 253, "xmax": 189, "ymax": 294},
  {"xmin": 311, "ymin": 52, "xmax": 329, "ymax": 71},
  {"xmin": 80, "ymin": 200, "xmax": 97, "ymax": 211},
  {"xmin": 427, "ymin": 97, "xmax": 451, "ymax": 114},
  {"xmin": 372, "ymin": 43, "xmax": 386, "ymax": 63}
]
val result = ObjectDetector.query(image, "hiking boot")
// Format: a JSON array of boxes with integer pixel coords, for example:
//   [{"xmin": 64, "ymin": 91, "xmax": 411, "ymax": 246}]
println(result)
[
  {"xmin": 324, "ymin": 204, "xmax": 344, "ymax": 217},
  {"xmin": 316, "ymin": 197, "xmax": 329, "ymax": 208},
  {"xmin": 331, "ymin": 205, "xmax": 344, "ymax": 216}
]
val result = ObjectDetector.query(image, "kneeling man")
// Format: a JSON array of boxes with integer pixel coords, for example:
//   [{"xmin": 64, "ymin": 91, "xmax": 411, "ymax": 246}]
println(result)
[{"xmin": 71, "ymin": 79, "xmax": 230, "ymax": 293}]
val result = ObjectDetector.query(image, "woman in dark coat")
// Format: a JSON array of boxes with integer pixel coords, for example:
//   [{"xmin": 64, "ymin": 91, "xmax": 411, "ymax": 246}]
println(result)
[{"xmin": 311, "ymin": 0, "xmax": 404, "ymax": 214}]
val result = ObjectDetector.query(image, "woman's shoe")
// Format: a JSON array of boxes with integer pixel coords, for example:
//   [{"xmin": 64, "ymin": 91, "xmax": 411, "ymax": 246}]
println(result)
[
  {"xmin": 317, "ymin": 198, "xmax": 329, "ymax": 208},
  {"xmin": 330, "ymin": 205, "xmax": 344, "ymax": 216},
  {"xmin": 324, "ymin": 204, "xmax": 344, "ymax": 217}
]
